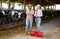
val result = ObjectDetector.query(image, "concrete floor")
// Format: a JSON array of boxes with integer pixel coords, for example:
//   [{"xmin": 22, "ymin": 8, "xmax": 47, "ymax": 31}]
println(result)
[{"xmin": 0, "ymin": 17, "xmax": 60, "ymax": 39}]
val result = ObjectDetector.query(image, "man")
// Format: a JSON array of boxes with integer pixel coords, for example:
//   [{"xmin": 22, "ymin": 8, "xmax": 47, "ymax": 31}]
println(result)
[
  {"xmin": 25, "ymin": 4, "xmax": 34, "ymax": 35},
  {"xmin": 34, "ymin": 4, "xmax": 43, "ymax": 32}
]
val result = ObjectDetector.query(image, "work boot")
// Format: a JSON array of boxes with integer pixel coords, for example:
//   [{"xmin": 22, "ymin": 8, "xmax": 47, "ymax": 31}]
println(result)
[{"xmin": 24, "ymin": 32, "xmax": 29, "ymax": 36}]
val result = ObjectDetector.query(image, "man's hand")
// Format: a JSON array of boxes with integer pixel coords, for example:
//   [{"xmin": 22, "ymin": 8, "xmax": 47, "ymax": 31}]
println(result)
[{"xmin": 27, "ymin": 12, "xmax": 33, "ymax": 15}]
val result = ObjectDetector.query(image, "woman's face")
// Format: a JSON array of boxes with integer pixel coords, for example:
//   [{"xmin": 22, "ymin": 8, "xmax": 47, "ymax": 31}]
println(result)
[{"xmin": 35, "ymin": 6, "xmax": 38, "ymax": 10}]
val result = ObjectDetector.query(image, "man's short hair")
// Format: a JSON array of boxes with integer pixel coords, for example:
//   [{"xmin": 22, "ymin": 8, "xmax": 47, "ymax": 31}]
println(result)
[{"xmin": 28, "ymin": 4, "xmax": 32, "ymax": 7}]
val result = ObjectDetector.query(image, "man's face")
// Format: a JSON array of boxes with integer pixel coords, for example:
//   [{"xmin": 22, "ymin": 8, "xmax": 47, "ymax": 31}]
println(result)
[{"xmin": 28, "ymin": 4, "xmax": 32, "ymax": 9}]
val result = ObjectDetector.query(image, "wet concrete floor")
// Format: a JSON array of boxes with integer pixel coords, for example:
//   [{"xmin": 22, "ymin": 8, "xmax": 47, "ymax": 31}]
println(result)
[{"xmin": 0, "ymin": 17, "xmax": 60, "ymax": 39}]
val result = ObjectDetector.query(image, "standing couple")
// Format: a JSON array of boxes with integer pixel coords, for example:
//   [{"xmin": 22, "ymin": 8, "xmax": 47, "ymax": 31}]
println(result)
[{"xmin": 25, "ymin": 4, "xmax": 43, "ymax": 35}]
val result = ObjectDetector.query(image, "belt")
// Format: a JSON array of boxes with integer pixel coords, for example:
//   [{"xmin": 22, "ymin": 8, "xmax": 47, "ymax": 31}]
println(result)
[{"xmin": 35, "ymin": 17, "xmax": 40, "ymax": 18}]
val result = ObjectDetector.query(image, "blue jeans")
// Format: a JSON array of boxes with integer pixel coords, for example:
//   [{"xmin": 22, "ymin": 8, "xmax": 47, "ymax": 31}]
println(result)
[
  {"xmin": 26, "ymin": 19, "xmax": 33, "ymax": 32},
  {"xmin": 35, "ymin": 18, "xmax": 41, "ymax": 32}
]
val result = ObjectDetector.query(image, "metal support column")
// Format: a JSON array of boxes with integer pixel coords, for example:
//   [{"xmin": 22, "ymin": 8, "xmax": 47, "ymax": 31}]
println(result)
[
  {"xmin": 0, "ymin": 0, "xmax": 2, "ymax": 9},
  {"xmin": 40, "ymin": 0, "xmax": 41, "ymax": 5},
  {"xmin": 33, "ymin": 0, "xmax": 35, "ymax": 10},
  {"xmin": 12, "ymin": 2, "xmax": 15, "ymax": 10},
  {"xmin": 24, "ymin": 0, "xmax": 26, "ymax": 10},
  {"xmin": 8, "ymin": 0, "xmax": 10, "ymax": 9}
]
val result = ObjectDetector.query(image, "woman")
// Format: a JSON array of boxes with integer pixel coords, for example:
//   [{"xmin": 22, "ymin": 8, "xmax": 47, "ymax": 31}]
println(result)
[{"xmin": 34, "ymin": 4, "xmax": 43, "ymax": 32}]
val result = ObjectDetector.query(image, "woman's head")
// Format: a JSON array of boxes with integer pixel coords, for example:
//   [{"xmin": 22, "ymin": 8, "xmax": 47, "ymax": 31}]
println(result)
[{"xmin": 35, "ymin": 4, "xmax": 41, "ymax": 10}]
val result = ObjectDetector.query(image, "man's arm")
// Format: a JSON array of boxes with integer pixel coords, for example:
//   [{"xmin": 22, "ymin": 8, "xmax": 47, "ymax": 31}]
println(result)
[{"xmin": 26, "ymin": 10, "xmax": 34, "ymax": 15}]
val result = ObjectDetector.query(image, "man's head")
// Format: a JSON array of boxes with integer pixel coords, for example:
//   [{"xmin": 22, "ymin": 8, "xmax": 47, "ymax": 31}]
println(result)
[{"xmin": 28, "ymin": 4, "xmax": 32, "ymax": 9}]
